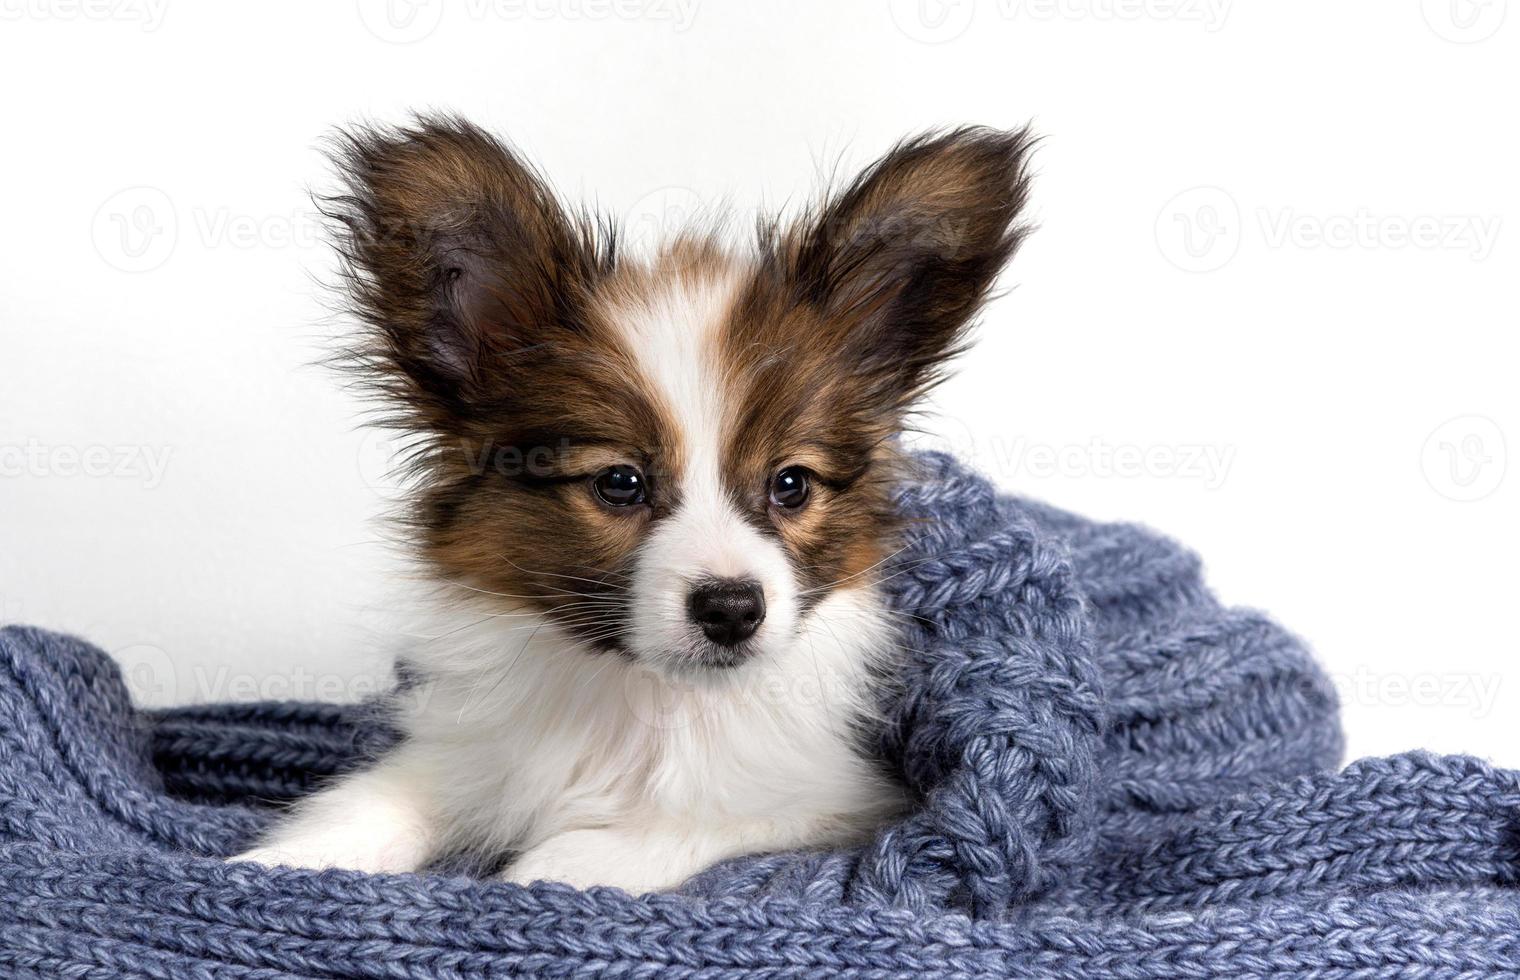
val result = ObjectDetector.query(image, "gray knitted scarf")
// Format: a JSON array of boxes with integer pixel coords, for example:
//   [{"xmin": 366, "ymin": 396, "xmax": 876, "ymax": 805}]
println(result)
[{"xmin": 2, "ymin": 453, "xmax": 1517, "ymax": 977}]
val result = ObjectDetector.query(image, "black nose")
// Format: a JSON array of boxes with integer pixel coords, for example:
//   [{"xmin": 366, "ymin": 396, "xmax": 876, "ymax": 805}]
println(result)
[{"xmin": 687, "ymin": 578, "xmax": 766, "ymax": 647}]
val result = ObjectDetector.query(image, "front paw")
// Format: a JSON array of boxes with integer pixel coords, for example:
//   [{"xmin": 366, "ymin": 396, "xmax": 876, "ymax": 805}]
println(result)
[
  {"xmin": 504, "ymin": 829, "xmax": 676, "ymax": 894},
  {"xmin": 502, "ymin": 833, "xmax": 607, "ymax": 890},
  {"xmin": 229, "ymin": 844, "xmax": 326, "ymax": 870},
  {"xmin": 228, "ymin": 834, "xmax": 425, "ymax": 874},
  {"xmin": 228, "ymin": 842, "xmax": 363, "ymax": 871}
]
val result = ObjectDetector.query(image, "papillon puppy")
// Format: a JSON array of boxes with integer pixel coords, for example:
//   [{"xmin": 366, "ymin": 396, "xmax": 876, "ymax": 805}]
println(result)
[{"xmin": 236, "ymin": 116, "xmax": 1034, "ymax": 893}]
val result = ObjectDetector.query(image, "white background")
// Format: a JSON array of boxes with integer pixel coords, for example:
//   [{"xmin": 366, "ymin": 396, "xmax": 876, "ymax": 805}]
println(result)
[{"xmin": 1, "ymin": 1, "xmax": 1515, "ymax": 764}]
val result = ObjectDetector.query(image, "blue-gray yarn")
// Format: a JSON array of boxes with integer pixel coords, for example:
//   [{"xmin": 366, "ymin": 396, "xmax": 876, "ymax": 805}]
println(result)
[{"xmin": 3, "ymin": 453, "xmax": 1518, "ymax": 977}]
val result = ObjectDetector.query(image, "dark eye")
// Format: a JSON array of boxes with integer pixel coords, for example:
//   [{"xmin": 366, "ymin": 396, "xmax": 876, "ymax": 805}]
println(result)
[
  {"xmin": 592, "ymin": 465, "xmax": 646, "ymax": 507},
  {"xmin": 769, "ymin": 466, "xmax": 811, "ymax": 510}
]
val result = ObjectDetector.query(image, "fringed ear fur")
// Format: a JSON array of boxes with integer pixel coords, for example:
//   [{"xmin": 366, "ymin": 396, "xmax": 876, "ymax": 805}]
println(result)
[
  {"xmin": 784, "ymin": 126, "xmax": 1037, "ymax": 411},
  {"xmin": 326, "ymin": 114, "xmax": 612, "ymax": 430}
]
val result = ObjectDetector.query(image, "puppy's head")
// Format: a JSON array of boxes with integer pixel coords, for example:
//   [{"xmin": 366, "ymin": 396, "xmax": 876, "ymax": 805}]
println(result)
[{"xmin": 333, "ymin": 116, "xmax": 1033, "ymax": 676}]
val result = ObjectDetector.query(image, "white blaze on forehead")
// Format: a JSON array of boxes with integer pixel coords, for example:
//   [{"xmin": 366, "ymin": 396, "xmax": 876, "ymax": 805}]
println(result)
[
  {"xmin": 610, "ymin": 267, "xmax": 740, "ymax": 495},
  {"xmin": 609, "ymin": 262, "xmax": 801, "ymax": 668}
]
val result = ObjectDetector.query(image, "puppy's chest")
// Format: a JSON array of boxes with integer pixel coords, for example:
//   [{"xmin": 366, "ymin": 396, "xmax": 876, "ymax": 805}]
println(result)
[{"xmin": 552, "ymin": 667, "xmax": 885, "ymax": 821}]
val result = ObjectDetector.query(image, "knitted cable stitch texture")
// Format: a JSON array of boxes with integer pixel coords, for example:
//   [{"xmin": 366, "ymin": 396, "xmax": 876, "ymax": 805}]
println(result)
[{"xmin": 3, "ymin": 453, "xmax": 1518, "ymax": 978}]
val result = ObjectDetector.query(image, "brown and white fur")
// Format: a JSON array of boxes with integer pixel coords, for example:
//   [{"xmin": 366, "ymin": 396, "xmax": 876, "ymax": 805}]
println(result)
[{"xmin": 236, "ymin": 116, "xmax": 1035, "ymax": 893}]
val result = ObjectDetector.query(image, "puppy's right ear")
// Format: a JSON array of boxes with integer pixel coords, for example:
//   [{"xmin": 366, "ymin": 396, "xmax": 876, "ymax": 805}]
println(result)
[{"xmin": 328, "ymin": 115, "xmax": 608, "ymax": 428}]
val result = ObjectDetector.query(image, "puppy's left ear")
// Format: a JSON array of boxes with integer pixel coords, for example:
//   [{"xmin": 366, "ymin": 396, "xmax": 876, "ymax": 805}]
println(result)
[{"xmin": 790, "ymin": 126, "xmax": 1036, "ymax": 409}]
